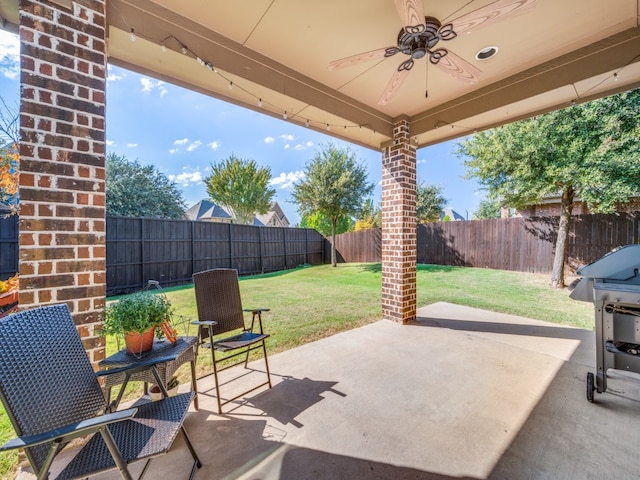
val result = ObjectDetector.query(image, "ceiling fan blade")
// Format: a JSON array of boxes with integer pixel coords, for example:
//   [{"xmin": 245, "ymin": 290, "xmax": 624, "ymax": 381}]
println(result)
[
  {"xmin": 378, "ymin": 68, "xmax": 410, "ymax": 106},
  {"xmin": 451, "ymin": 0, "xmax": 537, "ymax": 35},
  {"xmin": 433, "ymin": 50, "xmax": 482, "ymax": 85},
  {"xmin": 393, "ymin": 0, "xmax": 425, "ymax": 27},
  {"xmin": 328, "ymin": 47, "xmax": 389, "ymax": 71}
]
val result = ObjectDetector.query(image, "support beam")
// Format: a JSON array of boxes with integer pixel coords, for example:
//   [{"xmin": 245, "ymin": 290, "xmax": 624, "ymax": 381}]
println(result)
[
  {"xmin": 381, "ymin": 119, "xmax": 416, "ymax": 324},
  {"xmin": 19, "ymin": 0, "xmax": 107, "ymax": 365}
]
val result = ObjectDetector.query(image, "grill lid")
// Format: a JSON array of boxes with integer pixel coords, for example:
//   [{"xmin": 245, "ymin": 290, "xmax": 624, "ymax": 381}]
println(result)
[{"xmin": 575, "ymin": 244, "xmax": 640, "ymax": 280}]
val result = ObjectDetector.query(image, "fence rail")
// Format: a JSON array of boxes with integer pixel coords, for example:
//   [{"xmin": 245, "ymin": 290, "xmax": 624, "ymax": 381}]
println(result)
[
  {"xmin": 3, "ymin": 212, "xmax": 638, "ymax": 293},
  {"xmin": 331, "ymin": 212, "xmax": 640, "ymax": 274},
  {"xmin": 0, "ymin": 215, "xmax": 327, "ymax": 295}
]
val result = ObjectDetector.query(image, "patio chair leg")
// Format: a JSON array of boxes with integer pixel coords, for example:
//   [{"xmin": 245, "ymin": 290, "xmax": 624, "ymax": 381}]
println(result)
[
  {"xmin": 211, "ymin": 347, "xmax": 223, "ymax": 414},
  {"xmin": 262, "ymin": 340, "xmax": 272, "ymax": 388},
  {"xmin": 100, "ymin": 426, "xmax": 134, "ymax": 480},
  {"xmin": 180, "ymin": 425, "xmax": 203, "ymax": 479}
]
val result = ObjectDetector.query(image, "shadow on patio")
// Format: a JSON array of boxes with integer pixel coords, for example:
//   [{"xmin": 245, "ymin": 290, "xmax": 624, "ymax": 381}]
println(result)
[{"xmin": 70, "ymin": 302, "xmax": 640, "ymax": 479}]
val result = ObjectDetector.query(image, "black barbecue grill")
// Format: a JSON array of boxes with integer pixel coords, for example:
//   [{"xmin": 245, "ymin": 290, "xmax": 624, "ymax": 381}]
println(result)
[{"xmin": 570, "ymin": 244, "xmax": 640, "ymax": 402}]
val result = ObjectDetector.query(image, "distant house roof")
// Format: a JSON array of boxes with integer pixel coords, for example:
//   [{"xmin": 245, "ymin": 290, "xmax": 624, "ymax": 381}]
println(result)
[
  {"xmin": 185, "ymin": 199, "xmax": 290, "ymax": 227},
  {"xmin": 255, "ymin": 202, "xmax": 290, "ymax": 228},
  {"xmin": 439, "ymin": 208, "xmax": 466, "ymax": 221},
  {"xmin": 184, "ymin": 199, "xmax": 232, "ymax": 222}
]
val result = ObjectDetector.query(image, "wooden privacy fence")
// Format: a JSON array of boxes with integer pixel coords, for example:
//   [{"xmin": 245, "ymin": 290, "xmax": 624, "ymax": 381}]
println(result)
[
  {"xmin": 331, "ymin": 212, "xmax": 640, "ymax": 274},
  {"xmin": 0, "ymin": 215, "xmax": 327, "ymax": 295},
  {"xmin": 107, "ymin": 217, "xmax": 326, "ymax": 295}
]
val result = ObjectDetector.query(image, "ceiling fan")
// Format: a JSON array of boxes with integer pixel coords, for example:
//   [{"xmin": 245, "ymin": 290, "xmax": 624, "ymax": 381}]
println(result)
[{"xmin": 329, "ymin": 0, "xmax": 537, "ymax": 105}]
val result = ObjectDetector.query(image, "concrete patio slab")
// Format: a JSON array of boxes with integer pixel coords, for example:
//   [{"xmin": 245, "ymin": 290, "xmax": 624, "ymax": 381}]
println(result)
[{"xmin": 51, "ymin": 302, "xmax": 640, "ymax": 479}]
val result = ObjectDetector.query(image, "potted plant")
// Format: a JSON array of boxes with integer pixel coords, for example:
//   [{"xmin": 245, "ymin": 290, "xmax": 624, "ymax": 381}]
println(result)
[
  {"xmin": 149, "ymin": 375, "xmax": 180, "ymax": 401},
  {"xmin": 102, "ymin": 290, "xmax": 173, "ymax": 354}
]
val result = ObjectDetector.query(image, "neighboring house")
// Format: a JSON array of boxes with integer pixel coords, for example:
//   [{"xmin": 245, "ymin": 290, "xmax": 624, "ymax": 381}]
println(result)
[
  {"xmin": 439, "ymin": 208, "xmax": 466, "ymax": 221},
  {"xmin": 255, "ymin": 202, "xmax": 290, "ymax": 228},
  {"xmin": 185, "ymin": 199, "xmax": 290, "ymax": 227},
  {"xmin": 514, "ymin": 196, "xmax": 640, "ymax": 218},
  {"xmin": 184, "ymin": 199, "xmax": 233, "ymax": 223}
]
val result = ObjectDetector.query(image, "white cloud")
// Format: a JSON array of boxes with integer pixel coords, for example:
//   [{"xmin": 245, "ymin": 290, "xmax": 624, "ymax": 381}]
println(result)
[
  {"xmin": 284, "ymin": 144, "xmax": 290, "ymax": 150},
  {"xmin": 127, "ymin": 143, "xmax": 138, "ymax": 148},
  {"xmin": 174, "ymin": 138, "xmax": 189, "ymax": 145},
  {"xmin": 270, "ymin": 171, "xmax": 305, "ymax": 189},
  {"xmin": 417, "ymin": 158, "xmax": 426, "ymax": 165},
  {"xmin": 280, "ymin": 134, "xmax": 294, "ymax": 141},
  {"xmin": 208, "ymin": 141, "xmax": 221, "ymax": 150},
  {"xmin": 0, "ymin": 30, "xmax": 19, "ymax": 80},
  {"xmin": 140, "ymin": 77, "xmax": 168, "ymax": 97},
  {"xmin": 187, "ymin": 140, "xmax": 202, "ymax": 152},
  {"xmin": 169, "ymin": 148, "xmax": 179, "ymax": 154},
  {"xmin": 106, "ymin": 140, "xmax": 115, "ymax": 147},
  {"xmin": 293, "ymin": 141, "xmax": 314, "ymax": 151},
  {"xmin": 264, "ymin": 137, "xmax": 275, "ymax": 144},
  {"xmin": 168, "ymin": 169, "xmax": 203, "ymax": 187}
]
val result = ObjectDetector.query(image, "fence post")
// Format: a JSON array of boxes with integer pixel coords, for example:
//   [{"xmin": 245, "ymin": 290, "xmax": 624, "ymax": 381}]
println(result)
[
  {"xmin": 228, "ymin": 223, "xmax": 233, "ymax": 269},
  {"xmin": 282, "ymin": 227, "xmax": 287, "ymax": 269},
  {"xmin": 259, "ymin": 227, "xmax": 264, "ymax": 274},
  {"xmin": 305, "ymin": 229, "xmax": 309, "ymax": 265},
  {"xmin": 191, "ymin": 220, "xmax": 196, "ymax": 278},
  {"xmin": 140, "ymin": 217, "xmax": 146, "ymax": 288}
]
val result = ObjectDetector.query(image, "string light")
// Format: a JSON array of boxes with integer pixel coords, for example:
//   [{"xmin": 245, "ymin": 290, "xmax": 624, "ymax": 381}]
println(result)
[
  {"xmin": 129, "ymin": 29, "xmax": 136, "ymax": 42},
  {"xmin": 614, "ymin": 72, "xmax": 619, "ymax": 81},
  {"xmin": 148, "ymin": 34, "xmax": 372, "ymax": 136}
]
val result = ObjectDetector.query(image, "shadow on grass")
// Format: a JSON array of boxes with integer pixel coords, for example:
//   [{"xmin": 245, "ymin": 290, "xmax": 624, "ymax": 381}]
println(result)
[{"xmin": 359, "ymin": 263, "xmax": 462, "ymax": 274}]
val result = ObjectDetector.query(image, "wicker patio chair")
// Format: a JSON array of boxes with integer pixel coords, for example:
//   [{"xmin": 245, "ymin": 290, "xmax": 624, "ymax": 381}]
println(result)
[
  {"xmin": 0, "ymin": 304, "xmax": 201, "ymax": 480},
  {"xmin": 192, "ymin": 268, "xmax": 272, "ymax": 413}
]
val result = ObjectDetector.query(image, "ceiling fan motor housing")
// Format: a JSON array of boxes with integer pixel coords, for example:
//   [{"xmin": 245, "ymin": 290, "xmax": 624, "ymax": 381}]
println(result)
[{"xmin": 397, "ymin": 16, "xmax": 455, "ymax": 66}]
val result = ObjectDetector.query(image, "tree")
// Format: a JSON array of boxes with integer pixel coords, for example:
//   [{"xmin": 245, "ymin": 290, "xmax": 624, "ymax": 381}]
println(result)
[
  {"xmin": 205, "ymin": 155, "xmax": 275, "ymax": 224},
  {"xmin": 354, "ymin": 198, "xmax": 381, "ymax": 230},
  {"xmin": 291, "ymin": 143, "xmax": 374, "ymax": 266},
  {"xmin": 473, "ymin": 198, "xmax": 502, "ymax": 219},
  {"xmin": 457, "ymin": 88, "xmax": 640, "ymax": 287},
  {"xmin": 0, "ymin": 98, "xmax": 19, "ymax": 215},
  {"xmin": 416, "ymin": 183, "xmax": 447, "ymax": 223},
  {"xmin": 300, "ymin": 211, "xmax": 352, "ymax": 237},
  {"xmin": 106, "ymin": 153, "xmax": 186, "ymax": 218}
]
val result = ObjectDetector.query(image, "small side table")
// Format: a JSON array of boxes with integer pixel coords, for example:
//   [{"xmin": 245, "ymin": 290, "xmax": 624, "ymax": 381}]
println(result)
[{"xmin": 99, "ymin": 336, "xmax": 199, "ymax": 410}]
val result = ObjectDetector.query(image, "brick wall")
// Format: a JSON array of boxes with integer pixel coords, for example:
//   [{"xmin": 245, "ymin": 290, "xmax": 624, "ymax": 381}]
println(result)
[
  {"xmin": 19, "ymin": 0, "xmax": 107, "ymax": 364},
  {"xmin": 381, "ymin": 119, "xmax": 416, "ymax": 324}
]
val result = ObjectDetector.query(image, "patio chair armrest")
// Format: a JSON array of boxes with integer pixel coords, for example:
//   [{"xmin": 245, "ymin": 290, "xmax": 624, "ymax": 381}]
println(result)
[
  {"xmin": 191, "ymin": 320, "xmax": 217, "ymax": 326},
  {"xmin": 0, "ymin": 408, "xmax": 138, "ymax": 451},
  {"xmin": 243, "ymin": 308, "xmax": 270, "ymax": 313},
  {"xmin": 96, "ymin": 354, "xmax": 180, "ymax": 378}
]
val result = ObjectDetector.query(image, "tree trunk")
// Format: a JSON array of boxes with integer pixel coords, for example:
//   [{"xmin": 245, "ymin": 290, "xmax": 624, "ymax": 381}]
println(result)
[
  {"xmin": 331, "ymin": 219, "xmax": 337, "ymax": 267},
  {"xmin": 551, "ymin": 187, "xmax": 574, "ymax": 288}
]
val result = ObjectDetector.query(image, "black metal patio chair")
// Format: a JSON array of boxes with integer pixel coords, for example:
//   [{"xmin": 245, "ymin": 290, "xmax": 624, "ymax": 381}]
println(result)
[
  {"xmin": 192, "ymin": 268, "xmax": 272, "ymax": 413},
  {"xmin": 0, "ymin": 304, "xmax": 201, "ymax": 480}
]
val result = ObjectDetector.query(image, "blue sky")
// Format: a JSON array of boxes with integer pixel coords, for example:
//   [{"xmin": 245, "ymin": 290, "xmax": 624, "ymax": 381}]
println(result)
[{"xmin": 0, "ymin": 30, "xmax": 483, "ymax": 225}]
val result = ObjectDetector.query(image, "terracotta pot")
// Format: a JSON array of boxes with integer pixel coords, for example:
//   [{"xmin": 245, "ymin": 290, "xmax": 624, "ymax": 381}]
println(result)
[
  {"xmin": 0, "ymin": 290, "xmax": 18, "ymax": 307},
  {"xmin": 124, "ymin": 327, "xmax": 155, "ymax": 354}
]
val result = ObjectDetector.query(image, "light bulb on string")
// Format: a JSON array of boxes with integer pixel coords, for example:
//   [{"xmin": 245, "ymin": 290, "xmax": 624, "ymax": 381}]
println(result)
[
  {"xmin": 228, "ymin": 81, "xmax": 233, "ymax": 90},
  {"xmin": 283, "ymin": 111, "xmax": 288, "ymax": 120},
  {"xmin": 326, "ymin": 124, "xmax": 331, "ymax": 131},
  {"xmin": 181, "ymin": 46, "xmax": 188, "ymax": 55},
  {"xmin": 160, "ymin": 43, "xmax": 167, "ymax": 53},
  {"xmin": 258, "ymin": 98, "xmax": 262, "ymax": 107},
  {"xmin": 129, "ymin": 29, "xmax": 136, "ymax": 42},
  {"xmin": 305, "ymin": 120, "xmax": 310, "ymax": 127}
]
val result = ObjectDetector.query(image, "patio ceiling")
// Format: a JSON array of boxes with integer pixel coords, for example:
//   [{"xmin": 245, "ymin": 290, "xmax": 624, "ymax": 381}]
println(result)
[{"xmin": 3, "ymin": 1, "xmax": 640, "ymax": 151}]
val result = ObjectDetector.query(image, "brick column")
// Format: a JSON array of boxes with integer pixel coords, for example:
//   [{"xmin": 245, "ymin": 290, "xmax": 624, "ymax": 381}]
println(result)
[
  {"xmin": 381, "ymin": 118, "xmax": 416, "ymax": 324},
  {"xmin": 19, "ymin": 0, "xmax": 107, "ymax": 364}
]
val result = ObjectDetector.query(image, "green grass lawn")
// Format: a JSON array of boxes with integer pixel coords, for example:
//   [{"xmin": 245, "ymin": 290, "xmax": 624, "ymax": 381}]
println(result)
[{"xmin": 0, "ymin": 264, "xmax": 594, "ymax": 479}]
